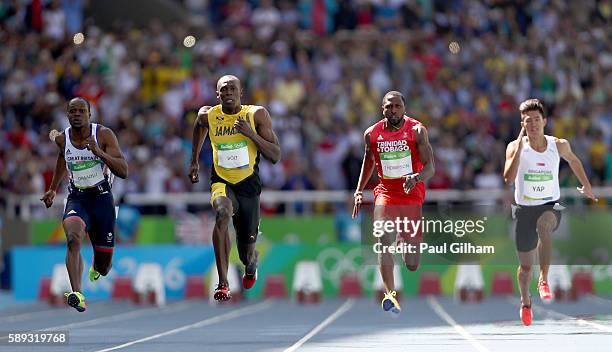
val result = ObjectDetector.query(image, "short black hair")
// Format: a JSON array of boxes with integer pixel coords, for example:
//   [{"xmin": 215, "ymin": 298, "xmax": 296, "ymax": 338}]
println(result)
[
  {"xmin": 67, "ymin": 97, "xmax": 91, "ymax": 112},
  {"xmin": 383, "ymin": 91, "xmax": 405, "ymax": 104}
]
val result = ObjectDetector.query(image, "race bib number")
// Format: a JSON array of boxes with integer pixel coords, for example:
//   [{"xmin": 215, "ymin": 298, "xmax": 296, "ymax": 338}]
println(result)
[
  {"xmin": 380, "ymin": 150, "xmax": 412, "ymax": 179},
  {"xmin": 523, "ymin": 172, "xmax": 554, "ymax": 201},
  {"xmin": 217, "ymin": 141, "xmax": 249, "ymax": 169},
  {"xmin": 70, "ymin": 160, "xmax": 104, "ymax": 188}
]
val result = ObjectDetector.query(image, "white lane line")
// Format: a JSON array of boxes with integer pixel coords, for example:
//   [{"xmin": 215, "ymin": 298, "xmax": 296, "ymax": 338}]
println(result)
[
  {"xmin": 0, "ymin": 300, "xmax": 195, "ymax": 341},
  {"xmin": 535, "ymin": 306, "xmax": 612, "ymax": 333},
  {"xmin": 0, "ymin": 301, "xmax": 117, "ymax": 323},
  {"xmin": 41, "ymin": 301, "xmax": 195, "ymax": 331},
  {"xmin": 0, "ymin": 308, "xmax": 65, "ymax": 323},
  {"xmin": 507, "ymin": 297, "xmax": 612, "ymax": 333},
  {"xmin": 94, "ymin": 300, "xmax": 273, "ymax": 352},
  {"xmin": 427, "ymin": 296, "xmax": 490, "ymax": 352},
  {"xmin": 284, "ymin": 298, "xmax": 354, "ymax": 352}
]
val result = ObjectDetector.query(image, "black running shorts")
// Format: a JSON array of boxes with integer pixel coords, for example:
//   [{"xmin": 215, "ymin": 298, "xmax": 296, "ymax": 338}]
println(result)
[
  {"xmin": 514, "ymin": 201, "xmax": 562, "ymax": 252},
  {"xmin": 211, "ymin": 182, "xmax": 260, "ymax": 245},
  {"xmin": 63, "ymin": 181, "xmax": 116, "ymax": 253}
]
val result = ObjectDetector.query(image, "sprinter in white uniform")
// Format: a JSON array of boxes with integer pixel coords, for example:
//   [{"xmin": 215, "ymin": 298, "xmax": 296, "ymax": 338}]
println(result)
[
  {"xmin": 41, "ymin": 98, "xmax": 128, "ymax": 312},
  {"xmin": 503, "ymin": 99, "xmax": 597, "ymax": 326}
]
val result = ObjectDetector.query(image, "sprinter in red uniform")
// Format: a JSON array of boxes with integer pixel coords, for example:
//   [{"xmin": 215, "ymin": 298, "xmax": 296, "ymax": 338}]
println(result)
[{"xmin": 353, "ymin": 91, "xmax": 435, "ymax": 315}]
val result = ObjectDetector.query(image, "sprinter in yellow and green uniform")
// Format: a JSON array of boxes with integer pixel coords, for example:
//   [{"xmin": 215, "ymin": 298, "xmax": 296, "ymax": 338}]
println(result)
[{"xmin": 189, "ymin": 75, "xmax": 280, "ymax": 301}]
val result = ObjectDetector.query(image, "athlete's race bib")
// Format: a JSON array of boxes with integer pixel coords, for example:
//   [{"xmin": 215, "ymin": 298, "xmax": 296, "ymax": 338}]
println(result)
[
  {"xmin": 217, "ymin": 141, "xmax": 250, "ymax": 169},
  {"xmin": 522, "ymin": 172, "xmax": 554, "ymax": 201},
  {"xmin": 69, "ymin": 160, "xmax": 105, "ymax": 188},
  {"xmin": 380, "ymin": 150, "xmax": 413, "ymax": 179}
]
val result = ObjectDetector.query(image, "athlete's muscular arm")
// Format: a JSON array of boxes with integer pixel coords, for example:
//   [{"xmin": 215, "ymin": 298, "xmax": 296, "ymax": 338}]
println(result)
[
  {"xmin": 503, "ymin": 127, "xmax": 525, "ymax": 185},
  {"xmin": 189, "ymin": 106, "xmax": 210, "ymax": 183},
  {"xmin": 557, "ymin": 138, "xmax": 598, "ymax": 201},
  {"xmin": 86, "ymin": 127, "xmax": 128, "ymax": 179},
  {"xmin": 404, "ymin": 125, "xmax": 435, "ymax": 193},
  {"xmin": 41, "ymin": 134, "xmax": 67, "ymax": 208},
  {"xmin": 234, "ymin": 107, "xmax": 281, "ymax": 164},
  {"xmin": 352, "ymin": 131, "xmax": 376, "ymax": 219}
]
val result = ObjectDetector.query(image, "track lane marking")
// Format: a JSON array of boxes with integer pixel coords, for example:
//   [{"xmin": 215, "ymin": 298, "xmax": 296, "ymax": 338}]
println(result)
[
  {"xmin": 284, "ymin": 298, "xmax": 354, "ymax": 352},
  {"xmin": 94, "ymin": 300, "xmax": 273, "ymax": 352},
  {"xmin": 427, "ymin": 296, "xmax": 490, "ymax": 352}
]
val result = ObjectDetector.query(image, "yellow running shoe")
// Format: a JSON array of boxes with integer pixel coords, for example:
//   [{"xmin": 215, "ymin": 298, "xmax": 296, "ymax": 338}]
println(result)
[
  {"xmin": 381, "ymin": 290, "xmax": 401, "ymax": 315},
  {"xmin": 88, "ymin": 266, "xmax": 101, "ymax": 282},
  {"xmin": 64, "ymin": 291, "xmax": 87, "ymax": 312}
]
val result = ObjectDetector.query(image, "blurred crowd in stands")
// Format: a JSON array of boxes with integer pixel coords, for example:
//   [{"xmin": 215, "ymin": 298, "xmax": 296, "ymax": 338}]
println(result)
[{"xmin": 1, "ymin": 0, "xmax": 610, "ymax": 208}]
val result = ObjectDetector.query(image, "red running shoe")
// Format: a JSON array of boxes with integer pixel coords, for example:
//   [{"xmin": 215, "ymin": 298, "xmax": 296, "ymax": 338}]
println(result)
[
  {"xmin": 213, "ymin": 284, "xmax": 231, "ymax": 301},
  {"xmin": 538, "ymin": 281, "xmax": 552, "ymax": 301},
  {"xmin": 242, "ymin": 268, "xmax": 257, "ymax": 290},
  {"xmin": 520, "ymin": 305, "xmax": 532, "ymax": 326}
]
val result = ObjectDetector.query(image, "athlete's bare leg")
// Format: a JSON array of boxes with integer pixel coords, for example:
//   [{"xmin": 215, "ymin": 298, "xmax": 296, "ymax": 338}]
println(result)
[
  {"xmin": 213, "ymin": 197, "xmax": 233, "ymax": 286},
  {"xmin": 536, "ymin": 211, "xmax": 557, "ymax": 283},
  {"xmin": 517, "ymin": 250, "xmax": 536, "ymax": 307},
  {"xmin": 402, "ymin": 205, "xmax": 422, "ymax": 272},
  {"xmin": 375, "ymin": 206, "xmax": 395, "ymax": 291},
  {"xmin": 93, "ymin": 250, "xmax": 113, "ymax": 276},
  {"xmin": 379, "ymin": 237, "xmax": 396, "ymax": 292},
  {"xmin": 403, "ymin": 249, "xmax": 420, "ymax": 272},
  {"xmin": 63, "ymin": 219, "xmax": 86, "ymax": 292}
]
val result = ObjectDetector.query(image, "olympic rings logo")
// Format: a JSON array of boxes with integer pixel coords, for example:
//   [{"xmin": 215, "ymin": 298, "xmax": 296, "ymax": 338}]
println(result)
[{"xmin": 316, "ymin": 247, "xmax": 378, "ymax": 288}]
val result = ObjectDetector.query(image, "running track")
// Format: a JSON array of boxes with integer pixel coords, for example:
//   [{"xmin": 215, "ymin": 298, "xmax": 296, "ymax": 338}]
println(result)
[{"xmin": 1, "ymin": 296, "xmax": 611, "ymax": 351}]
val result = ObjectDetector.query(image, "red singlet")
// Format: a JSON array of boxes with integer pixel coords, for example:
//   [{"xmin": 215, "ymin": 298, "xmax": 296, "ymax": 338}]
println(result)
[{"xmin": 367, "ymin": 115, "xmax": 425, "ymax": 206}]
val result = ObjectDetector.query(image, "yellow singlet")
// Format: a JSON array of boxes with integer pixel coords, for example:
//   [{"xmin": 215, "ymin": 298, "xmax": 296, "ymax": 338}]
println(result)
[{"xmin": 207, "ymin": 104, "xmax": 260, "ymax": 185}]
